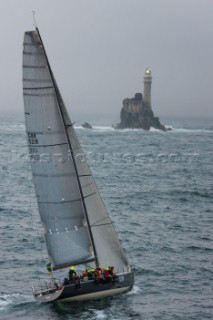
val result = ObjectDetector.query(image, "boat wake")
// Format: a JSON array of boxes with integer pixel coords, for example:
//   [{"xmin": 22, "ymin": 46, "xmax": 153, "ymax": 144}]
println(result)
[
  {"xmin": 92, "ymin": 310, "xmax": 107, "ymax": 319},
  {"xmin": 0, "ymin": 293, "xmax": 34, "ymax": 312},
  {"xmin": 127, "ymin": 285, "xmax": 141, "ymax": 295}
]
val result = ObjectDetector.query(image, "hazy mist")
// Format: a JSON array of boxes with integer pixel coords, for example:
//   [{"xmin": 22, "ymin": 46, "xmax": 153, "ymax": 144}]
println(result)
[{"xmin": 0, "ymin": 0, "xmax": 212, "ymax": 122}]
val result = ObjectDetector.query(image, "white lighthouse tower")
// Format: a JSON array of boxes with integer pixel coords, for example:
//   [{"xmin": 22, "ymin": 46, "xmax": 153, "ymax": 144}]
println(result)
[{"xmin": 143, "ymin": 68, "xmax": 152, "ymax": 109}]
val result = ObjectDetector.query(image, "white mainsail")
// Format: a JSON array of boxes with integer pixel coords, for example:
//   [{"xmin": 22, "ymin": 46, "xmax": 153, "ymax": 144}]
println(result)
[{"xmin": 23, "ymin": 29, "xmax": 130, "ymax": 273}]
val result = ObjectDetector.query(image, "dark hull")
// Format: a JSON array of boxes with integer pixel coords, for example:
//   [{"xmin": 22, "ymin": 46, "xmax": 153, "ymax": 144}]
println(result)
[{"xmin": 33, "ymin": 272, "xmax": 134, "ymax": 303}]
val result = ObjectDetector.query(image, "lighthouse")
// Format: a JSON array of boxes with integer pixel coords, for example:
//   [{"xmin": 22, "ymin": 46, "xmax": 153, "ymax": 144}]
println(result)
[{"xmin": 143, "ymin": 68, "xmax": 152, "ymax": 109}]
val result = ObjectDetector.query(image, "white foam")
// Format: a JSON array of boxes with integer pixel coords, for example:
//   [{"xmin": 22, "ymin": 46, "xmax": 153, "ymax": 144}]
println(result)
[
  {"xmin": 0, "ymin": 293, "xmax": 33, "ymax": 311},
  {"xmin": 93, "ymin": 126, "xmax": 115, "ymax": 131},
  {"xmin": 127, "ymin": 285, "xmax": 141, "ymax": 295},
  {"xmin": 0, "ymin": 124, "xmax": 25, "ymax": 133},
  {"xmin": 0, "ymin": 294, "xmax": 16, "ymax": 311},
  {"xmin": 0, "ymin": 298, "xmax": 10, "ymax": 308},
  {"xmin": 73, "ymin": 124, "xmax": 213, "ymax": 134},
  {"xmin": 93, "ymin": 310, "xmax": 107, "ymax": 319},
  {"xmin": 75, "ymin": 125, "xmax": 115, "ymax": 132},
  {"xmin": 149, "ymin": 127, "xmax": 162, "ymax": 132},
  {"xmin": 169, "ymin": 127, "xmax": 213, "ymax": 133}
]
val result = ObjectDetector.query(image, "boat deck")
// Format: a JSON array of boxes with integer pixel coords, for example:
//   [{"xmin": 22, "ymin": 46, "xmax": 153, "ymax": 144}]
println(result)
[{"xmin": 33, "ymin": 272, "xmax": 134, "ymax": 303}]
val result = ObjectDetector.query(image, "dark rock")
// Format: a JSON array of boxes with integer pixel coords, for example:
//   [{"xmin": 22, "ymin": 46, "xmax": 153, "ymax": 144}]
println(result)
[
  {"xmin": 114, "ymin": 93, "xmax": 166, "ymax": 131},
  {"xmin": 82, "ymin": 122, "xmax": 93, "ymax": 129}
]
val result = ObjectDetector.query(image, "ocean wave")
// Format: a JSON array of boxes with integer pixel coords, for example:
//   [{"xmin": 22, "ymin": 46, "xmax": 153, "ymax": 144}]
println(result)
[
  {"xmin": 0, "ymin": 293, "xmax": 33, "ymax": 311},
  {"xmin": 186, "ymin": 245, "xmax": 213, "ymax": 252},
  {"xmin": 92, "ymin": 310, "xmax": 107, "ymax": 319},
  {"xmin": 75, "ymin": 125, "xmax": 213, "ymax": 133},
  {"xmin": 0, "ymin": 124, "xmax": 25, "ymax": 133},
  {"xmin": 75, "ymin": 125, "xmax": 115, "ymax": 132},
  {"xmin": 169, "ymin": 190, "xmax": 213, "ymax": 199},
  {"xmin": 166, "ymin": 126, "xmax": 213, "ymax": 133}
]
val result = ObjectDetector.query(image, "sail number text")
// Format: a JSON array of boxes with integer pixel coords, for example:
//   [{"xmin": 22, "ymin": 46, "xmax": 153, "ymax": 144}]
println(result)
[{"xmin": 28, "ymin": 132, "xmax": 38, "ymax": 144}]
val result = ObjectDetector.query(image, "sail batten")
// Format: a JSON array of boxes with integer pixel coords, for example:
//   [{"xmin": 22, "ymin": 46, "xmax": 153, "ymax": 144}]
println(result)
[
  {"xmin": 23, "ymin": 86, "xmax": 53, "ymax": 90},
  {"xmin": 23, "ymin": 65, "xmax": 47, "ymax": 69},
  {"xmin": 28, "ymin": 142, "xmax": 68, "ymax": 147},
  {"xmin": 38, "ymin": 199, "xmax": 81, "ymax": 204}
]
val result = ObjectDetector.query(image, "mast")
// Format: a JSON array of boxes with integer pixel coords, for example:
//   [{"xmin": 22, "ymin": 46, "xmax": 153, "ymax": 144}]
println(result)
[{"xmin": 35, "ymin": 27, "xmax": 99, "ymax": 267}]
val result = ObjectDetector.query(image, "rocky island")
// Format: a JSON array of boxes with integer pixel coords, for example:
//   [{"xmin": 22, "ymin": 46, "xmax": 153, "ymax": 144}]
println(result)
[
  {"xmin": 114, "ymin": 69, "xmax": 167, "ymax": 131},
  {"xmin": 82, "ymin": 122, "xmax": 93, "ymax": 129}
]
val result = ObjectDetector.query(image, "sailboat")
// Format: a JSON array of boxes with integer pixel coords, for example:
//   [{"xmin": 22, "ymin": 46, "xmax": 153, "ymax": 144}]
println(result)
[{"xmin": 22, "ymin": 27, "xmax": 134, "ymax": 303}]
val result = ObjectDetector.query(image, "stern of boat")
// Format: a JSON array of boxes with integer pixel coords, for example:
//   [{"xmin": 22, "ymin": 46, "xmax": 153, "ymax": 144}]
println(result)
[{"xmin": 32, "ymin": 278, "xmax": 64, "ymax": 303}]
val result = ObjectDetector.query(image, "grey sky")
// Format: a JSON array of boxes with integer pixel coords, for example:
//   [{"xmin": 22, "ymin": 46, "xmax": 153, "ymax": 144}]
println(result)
[{"xmin": 0, "ymin": 0, "xmax": 213, "ymax": 121}]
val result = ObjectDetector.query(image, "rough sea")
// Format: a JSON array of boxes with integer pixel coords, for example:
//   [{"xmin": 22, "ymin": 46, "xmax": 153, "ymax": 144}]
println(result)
[{"xmin": 0, "ymin": 116, "xmax": 212, "ymax": 320}]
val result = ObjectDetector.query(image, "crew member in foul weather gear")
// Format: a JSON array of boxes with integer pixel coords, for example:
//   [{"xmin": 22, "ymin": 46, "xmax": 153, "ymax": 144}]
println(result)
[
  {"xmin": 69, "ymin": 266, "xmax": 76, "ymax": 281},
  {"xmin": 46, "ymin": 262, "xmax": 52, "ymax": 276},
  {"xmin": 104, "ymin": 267, "xmax": 112, "ymax": 282}
]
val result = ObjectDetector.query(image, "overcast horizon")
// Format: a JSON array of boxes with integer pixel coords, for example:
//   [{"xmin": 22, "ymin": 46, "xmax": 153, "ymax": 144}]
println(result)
[{"xmin": 0, "ymin": 0, "xmax": 213, "ymax": 121}]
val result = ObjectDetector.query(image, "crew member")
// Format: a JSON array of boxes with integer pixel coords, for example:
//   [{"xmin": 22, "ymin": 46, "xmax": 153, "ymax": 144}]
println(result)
[
  {"xmin": 46, "ymin": 262, "xmax": 52, "ymax": 276},
  {"xmin": 69, "ymin": 266, "xmax": 76, "ymax": 282}
]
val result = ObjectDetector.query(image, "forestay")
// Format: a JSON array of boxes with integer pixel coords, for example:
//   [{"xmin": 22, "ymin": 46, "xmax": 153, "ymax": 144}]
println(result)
[{"xmin": 23, "ymin": 30, "xmax": 95, "ymax": 270}]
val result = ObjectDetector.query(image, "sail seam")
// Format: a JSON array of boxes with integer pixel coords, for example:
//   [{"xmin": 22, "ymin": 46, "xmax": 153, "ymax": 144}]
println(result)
[
  {"xmin": 23, "ymin": 78, "xmax": 51, "ymax": 82},
  {"xmin": 23, "ymin": 65, "xmax": 47, "ymax": 69},
  {"xmin": 90, "ymin": 216, "xmax": 110, "ymax": 225},
  {"xmin": 23, "ymin": 86, "xmax": 53, "ymax": 90},
  {"xmin": 91, "ymin": 222, "xmax": 112, "ymax": 227},
  {"xmin": 27, "ymin": 131, "xmax": 64, "ymax": 135},
  {"xmin": 23, "ymin": 93, "xmax": 53, "ymax": 96},
  {"xmin": 83, "ymin": 192, "xmax": 96, "ymax": 199},
  {"xmin": 23, "ymin": 52, "xmax": 43, "ymax": 56},
  {"xmin": 24, "ymin": 42, "xmax": 41, "ymax": 46},
  {"xmin": 28, "ymin": 142, "xmax": 68, "ymax": 147},
  {"xmin": 33, "ymin": 173, "xmax": 75, "ymax": 177},
  {"xmin": 38, "ymin": 198, "xmax": 81, "ymax": 204},
  {"xmin": 79, "ymin": 174, "xmax": 92, "ymax": 177}
]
